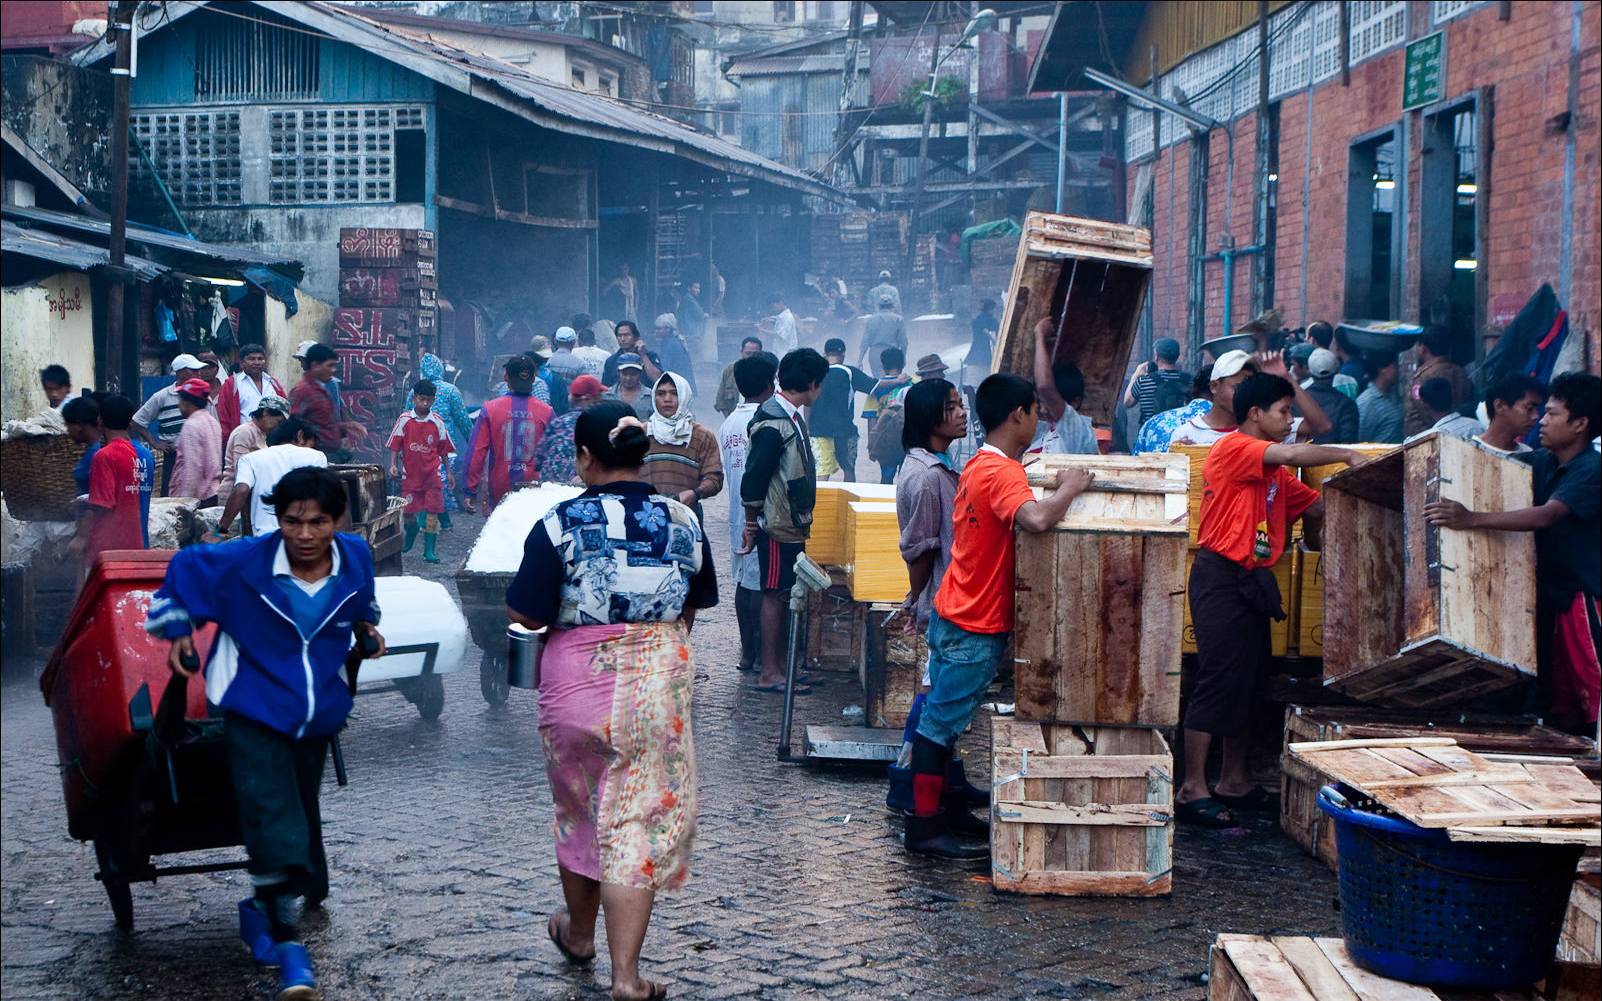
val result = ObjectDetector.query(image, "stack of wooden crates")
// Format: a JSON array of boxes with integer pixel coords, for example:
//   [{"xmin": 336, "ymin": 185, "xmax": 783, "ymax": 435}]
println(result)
[{"xmin": 986, "ymin": 213, "xmax": 1181, "ymax": 897}]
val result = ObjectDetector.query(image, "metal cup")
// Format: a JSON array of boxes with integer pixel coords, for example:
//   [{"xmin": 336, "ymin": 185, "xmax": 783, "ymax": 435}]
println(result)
[{"xmin": 506, "ymin": 623, "xmax": 544, "ymax": 690}]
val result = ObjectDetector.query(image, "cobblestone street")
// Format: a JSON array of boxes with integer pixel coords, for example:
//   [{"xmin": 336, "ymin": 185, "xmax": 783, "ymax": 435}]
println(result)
[{"xmin": 2, "ymin": 505, "xmax": 1338, "ymax": 1001}]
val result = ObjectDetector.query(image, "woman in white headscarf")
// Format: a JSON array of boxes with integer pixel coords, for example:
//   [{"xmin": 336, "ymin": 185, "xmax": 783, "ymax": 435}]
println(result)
[{"xmin": 640, "ymin": 371, "xmax": 723, "ymax": 516}]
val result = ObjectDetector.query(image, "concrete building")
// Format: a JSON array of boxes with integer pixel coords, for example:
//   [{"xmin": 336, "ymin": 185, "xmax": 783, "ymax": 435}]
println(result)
[{"xmin": 1033, "ymin": 0, "xmax": 1600, "ymax": 373}]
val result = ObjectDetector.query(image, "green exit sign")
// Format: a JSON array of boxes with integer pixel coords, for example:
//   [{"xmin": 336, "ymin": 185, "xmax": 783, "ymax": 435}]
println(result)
[{"xmin": 1403, "ymin": 31, "xmax": 1446, "ymax": 110}]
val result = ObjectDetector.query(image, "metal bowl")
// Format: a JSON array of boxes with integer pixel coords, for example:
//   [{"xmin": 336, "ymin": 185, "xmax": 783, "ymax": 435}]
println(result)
[
  {"xmin": 1338, "ymin": 321, "xmax": 1423, "ymax": 355},
  {"xmin": 1200, "ymin": 333, "xmax": 1258, "ymax": 358}
]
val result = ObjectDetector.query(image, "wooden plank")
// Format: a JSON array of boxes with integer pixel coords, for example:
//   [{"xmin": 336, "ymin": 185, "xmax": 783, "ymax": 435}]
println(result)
[
  {"xmin": 1311, "ymin": 938, "xmax": 1441, "ymax": 1001},
  {"xmin": 1446, "ymin": 826, "xmax": 1601, "ymax": 845},
  {"xmin": 1359, "ymin": 770, "xmax": 1534, "ymax": 789},
  {"xmin": 1011, "ymin": 527, "xmax": 1060, "ymax": 726},
  {"xmin": 1208, "ymin": 941, "xmax": 1257, "ymax": 1001},
  {"xmin": 1216, "ymin": 936, "xmax": 1320, "ymax": 1001},
  {"xmin": 1288, "ymin": 737, "xmax": 1460, "ymax": 752},
  {"xmin": 991, "ymin": 869, "xmax": 1171, "ymax": 896},
  {"xmin": 990, "ymin": 752, "xmax": 1172, "ymax": 779},
  {"xmin": 1322, "ymin": 484, "xmax": 1405, "ymax": 682},
  {"xmin": 1268, "ymin": 937, "xmax": 1360, "ymax": 1001}
]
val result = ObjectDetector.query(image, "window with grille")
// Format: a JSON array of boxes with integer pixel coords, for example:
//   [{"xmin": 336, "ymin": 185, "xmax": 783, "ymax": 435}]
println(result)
[
  {"xmin": 1432, "ymin": 0, "xmax": 1487, "ymax": 24},
  {"xmin": 1349, "ymin": 0, "xmax": 1407, "ymax": 66},
  {"xmin": 268, "ymin": 105, "xmax": 425, "ymax": 204},
  {"xmin": 1309, "ymin": 1, "xmax": 1344, "ymax": 83},
  {"xmin": 130, "ymin": 111, "xmax": 242, "ymax": 206},
  {"xmin": 194, "ymin": 13, "xmax": 320, "ymax": 101}
]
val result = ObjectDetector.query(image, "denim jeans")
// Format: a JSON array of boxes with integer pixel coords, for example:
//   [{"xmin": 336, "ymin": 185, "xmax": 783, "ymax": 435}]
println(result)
[{"xmin": 915, "ymin": 612, "xmax": 1009, "ymax": 748}]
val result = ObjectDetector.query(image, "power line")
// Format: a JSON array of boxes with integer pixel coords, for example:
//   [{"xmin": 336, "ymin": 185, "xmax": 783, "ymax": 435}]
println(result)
[{"xmin": 815, "ymin": 3, "xmax": 937, "ymax": 175}]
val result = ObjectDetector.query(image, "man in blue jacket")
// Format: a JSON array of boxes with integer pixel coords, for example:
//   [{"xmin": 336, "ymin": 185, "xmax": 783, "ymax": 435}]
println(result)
[{"xmin": 146, "ymin": 466, "xmax": 385, "ymax": 999}]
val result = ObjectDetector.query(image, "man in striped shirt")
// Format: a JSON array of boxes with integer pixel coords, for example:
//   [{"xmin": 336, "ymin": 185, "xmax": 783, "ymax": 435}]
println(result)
[{"xmin": 133, "ymin": 353, "xmax": 209, "ymax": 493}]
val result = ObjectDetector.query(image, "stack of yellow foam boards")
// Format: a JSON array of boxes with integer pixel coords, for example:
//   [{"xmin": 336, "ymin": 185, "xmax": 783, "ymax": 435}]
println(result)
[
  {"xmin": 809, "ymin": 482, "xmax": 850, "ymax": 566},
  {"xmin": 844, "ymin": 500, "xmax": 907, "ymax": 602}
]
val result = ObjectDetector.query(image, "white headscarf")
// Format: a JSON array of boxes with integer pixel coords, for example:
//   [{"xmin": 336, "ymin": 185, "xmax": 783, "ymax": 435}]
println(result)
[{"xmin": 648, "ymin": 371, "xmax": 696, "ymax": 446}]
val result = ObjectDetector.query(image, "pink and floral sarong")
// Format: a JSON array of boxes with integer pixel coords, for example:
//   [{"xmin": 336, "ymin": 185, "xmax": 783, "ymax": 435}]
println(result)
[{"xmin": 537, "ymin": 621, "xmax": 697, "ymax": 891}]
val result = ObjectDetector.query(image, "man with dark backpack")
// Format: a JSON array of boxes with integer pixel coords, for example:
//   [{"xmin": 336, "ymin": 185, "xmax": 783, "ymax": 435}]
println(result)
[
  {"xmin": 1124, "ymin": 337, "xmax": 1192, "ymax": 428},
  {"xmin": 865, "ymin": 348, "xmax": 914, "ymax": 482}
]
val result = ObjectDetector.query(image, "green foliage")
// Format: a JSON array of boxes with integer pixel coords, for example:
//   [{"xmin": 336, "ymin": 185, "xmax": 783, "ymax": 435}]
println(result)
[{"xmin": 898, "ymin": 74, "xmax": 964, "ymax": 112}]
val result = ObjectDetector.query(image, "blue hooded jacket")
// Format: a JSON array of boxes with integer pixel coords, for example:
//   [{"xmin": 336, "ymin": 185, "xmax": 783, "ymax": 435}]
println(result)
[{"xmin": 145, "ymin": 532, "xmax": 380, "ymax": 738}]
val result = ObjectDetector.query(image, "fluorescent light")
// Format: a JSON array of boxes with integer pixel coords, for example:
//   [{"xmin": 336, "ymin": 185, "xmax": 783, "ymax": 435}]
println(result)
[
  {"xmin": 1454, "ymin": 259, "xmax": 1477, "ymax": 270},
  {"xmin": 1374, "ymin": 179, "xmax": 1396, "ymax": 190},
  {"xmin": 197, "ymin": 276, "xmax": 246, "ymax": 286},
  {"xmin": 1456, "ymin": 183, "xmax": 1477, "ymax": 194},
  {"xmin": 1267, "ymin": 173, "xmax": 1278, "ymax": 182}
]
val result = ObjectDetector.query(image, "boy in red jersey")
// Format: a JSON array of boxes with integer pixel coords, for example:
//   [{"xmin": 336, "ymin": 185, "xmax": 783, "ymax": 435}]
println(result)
[{"xmin": 388, "ymin": 380, "xmax": 456, "ymax": 563}]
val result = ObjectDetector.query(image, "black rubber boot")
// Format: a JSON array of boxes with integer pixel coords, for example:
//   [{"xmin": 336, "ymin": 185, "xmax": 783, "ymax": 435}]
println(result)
[
  {"xmin": 943, "ymin": 800, "xmax": 990, "ymax": 838},
  {"xmin": 904, "ymin": 812, "xmax": 989, "ymax": 860},
  {"xmin": 947, "ymin": 756, "xmax": 990, "ymax": 810}
]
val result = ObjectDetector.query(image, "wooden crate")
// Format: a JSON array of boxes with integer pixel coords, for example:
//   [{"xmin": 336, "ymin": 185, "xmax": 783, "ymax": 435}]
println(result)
[
  {"xmin": 338, "ymin": 227, "xmax": 436, "ymax": 267},
  {"xmin": 1558, "ymin": 859, "xmax": 1600, "ymax": 964},
  {"xmin": 1322, "ymin": 432, "xmax": 1537, "ymax": 707},
  {"xmin": 1014, "ymin": 454, "xmax": 1187, "ymax": 726},
  {"xmin": 861, "ymin": 603, "xmax": 924, "ymax": 729},
  {"xmin": 1278, "ymin": 705, "xmax": 1596, "ymax": 869},
  {"xmin": 991, "ymin": 212, "xmax": 1152, "ymax": 426},
  {"xmin": 330, "ymin": 463, "xmax": 389, "ymax": 525},
  {"xmin": 991, "ymin": 719, "xmax": 1172, "ymax": 896},
  {"xmin": 843, "ymin": 500, "xmax": 907, "ymax": 603},
  {"xmin": 1181, "ymin": 546, "xmax": 1295, "ymax": 658},
  {"xmin": 1209, "ymin": 934, "xmax": 1602, "ymax": 1001},
  {"xmin": 803, "ymin": 570, "xmax": 863, "ymax": 672},
  {"xmin": 1300, "ymin": 442, "xmax": 1398, "ymax": 493}
]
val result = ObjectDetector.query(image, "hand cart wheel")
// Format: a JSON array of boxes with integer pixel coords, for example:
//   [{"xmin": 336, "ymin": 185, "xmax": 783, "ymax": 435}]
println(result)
[
  {"xmin": 414, "ymin": 673, "xmax": 446, "ymax": 720},
  {"xmin": 93, "ymin": 837, "xmax": 135, "ymax": 930},
  {"xmin": 480, "ymin": 651, "xmax": 510, "ymax": 706}
]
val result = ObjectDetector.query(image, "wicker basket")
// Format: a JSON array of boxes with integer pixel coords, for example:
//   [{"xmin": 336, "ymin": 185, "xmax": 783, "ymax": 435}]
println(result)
[{"xmin": 0, "ymin": 435, "xmax": 87, "ymax": 522}]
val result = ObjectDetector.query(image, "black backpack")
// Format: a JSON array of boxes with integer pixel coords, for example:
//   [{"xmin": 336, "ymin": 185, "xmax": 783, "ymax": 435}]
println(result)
[{"xmin": 1147, "ymin": 370, "xmax": 1192, "ymax": 419}]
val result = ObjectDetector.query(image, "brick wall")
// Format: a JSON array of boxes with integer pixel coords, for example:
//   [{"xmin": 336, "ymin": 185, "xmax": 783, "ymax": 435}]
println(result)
[{"xmin": 1130, "ymin": 0, "xmax": 1600, "ymax": 372}]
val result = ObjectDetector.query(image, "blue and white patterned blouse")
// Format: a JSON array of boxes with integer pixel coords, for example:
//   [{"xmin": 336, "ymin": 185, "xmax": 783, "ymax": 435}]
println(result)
[
  {"xmin": 506, "ymin": 481, "xmax": 718, "ymax": 627},
  {"xmin": 1133, "ymin": 398, "xmax": 1212, "ymax": 455}
]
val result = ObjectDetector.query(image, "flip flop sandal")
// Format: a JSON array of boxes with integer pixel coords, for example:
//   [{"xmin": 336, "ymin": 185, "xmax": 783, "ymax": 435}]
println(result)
[
  {"xmin": 1175, "ymin": 797, "xmax": 1238, "ymax": 829},
  {"xmin": 613, "ymin": 981, "xmax": 669, "ymax": 1001},
  {"xmin": 546, "ymin": 912, "xmax": 595, "ymax": 966},
  {"xmin": 753, "ymin": 682, "xmax": 812, "ymax": 694},
  {"xmin": 1213, "ymin": 786, "xmax": 1277, "ymax": 811}
]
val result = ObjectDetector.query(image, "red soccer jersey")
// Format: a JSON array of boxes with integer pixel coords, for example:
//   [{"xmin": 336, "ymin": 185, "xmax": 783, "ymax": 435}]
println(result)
[
  {"xmin": 387, "ymin": 411, "xmax": 455, "ymax": 514},
  {"xmin": 1197, "ymin": 431, "xmax": 1320, "ymax": 568},
  {"xmin": 87, "ymin": 438, "xmax": 150, "ymax": 560}
]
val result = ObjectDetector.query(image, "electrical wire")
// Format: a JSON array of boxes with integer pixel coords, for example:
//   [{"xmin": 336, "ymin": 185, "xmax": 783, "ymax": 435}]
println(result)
[{"xmin": 814, "ymin": 2, "xmax": 938, "ymax": 175}]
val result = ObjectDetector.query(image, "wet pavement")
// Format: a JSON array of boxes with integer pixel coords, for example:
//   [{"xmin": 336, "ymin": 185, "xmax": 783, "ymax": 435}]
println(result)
[{"xmin": 1, "ymin": 499, "xmax": 1338, "ymax": 1000}]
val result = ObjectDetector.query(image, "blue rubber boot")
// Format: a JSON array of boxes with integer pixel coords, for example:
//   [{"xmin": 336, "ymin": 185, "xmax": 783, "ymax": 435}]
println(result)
[
  {"xmin": 274, "ymin": 942, "xmax": 318, "ymax": 1000},
  {"xmin": 238, "ymin": 899, "xmax": 278, "ymax": 966},
  {"xmin": 885, "ymin": 694, "xmax": 927, "ymax": 812}
]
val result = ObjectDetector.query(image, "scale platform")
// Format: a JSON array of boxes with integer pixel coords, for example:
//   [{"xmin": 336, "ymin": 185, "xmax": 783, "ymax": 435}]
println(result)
[{"xmin": 802, "ymin": 725, "xmax": 902, "ymax": 763}]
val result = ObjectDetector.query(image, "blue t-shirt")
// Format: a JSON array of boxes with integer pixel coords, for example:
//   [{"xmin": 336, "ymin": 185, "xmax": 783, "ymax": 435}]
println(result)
[
  {"xmin": 74, "ymin": 441, "xmax": 102, "ymax": 495},
  {"xmin": 131, "ymin": 439, "xmax": 155, "ymax": 547}
]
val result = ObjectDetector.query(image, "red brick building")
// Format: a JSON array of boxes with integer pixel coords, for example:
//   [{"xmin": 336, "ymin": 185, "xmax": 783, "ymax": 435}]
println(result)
[{"xmin": 1033, "ymin": 0, "xmax": 1599, "ymax": 374}]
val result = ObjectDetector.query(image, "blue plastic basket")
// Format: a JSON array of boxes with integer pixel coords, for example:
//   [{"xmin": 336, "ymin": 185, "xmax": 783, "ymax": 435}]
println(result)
[{"xmin": 1317, "ymin": 785, "xmax": 1581, "ymax": 989}]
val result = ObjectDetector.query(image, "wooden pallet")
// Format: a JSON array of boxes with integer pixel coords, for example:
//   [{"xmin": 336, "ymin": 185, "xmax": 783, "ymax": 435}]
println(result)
[
  {"xmin": 1013, "ymin": 454, "xmax": 1186, "ymax": 726},
  {"xmin": 991, "ymin": 212, "xmax": 1152, "ymax": 426},
  {"xmin": 1287, "ymin": 737, "xmax": 1599, "ymax": 838},
  {"xmin": 1322, "ymin": 434, "xmax": 1537, "ymax": 707},
  {"xmin": 1277, "ymin": 707, "xmax": 1596, "ymax": 869},
  {"xmin": 1209, "ymin": 934, "xmax": 1601, "ymax": 1001},
  {"xmin": 991, "ymin": 720, "xmax": 1172, "ymax": 896}
]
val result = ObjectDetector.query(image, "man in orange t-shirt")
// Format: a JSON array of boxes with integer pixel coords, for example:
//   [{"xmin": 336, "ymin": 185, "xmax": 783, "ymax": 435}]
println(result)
[
  {"xmin": 1181, "ymin": 373, "xmax": 1365, "ymax": 828},
  {"xmin": 906, "ymin": 373, "xmax": 1094, "ymax": 859}
]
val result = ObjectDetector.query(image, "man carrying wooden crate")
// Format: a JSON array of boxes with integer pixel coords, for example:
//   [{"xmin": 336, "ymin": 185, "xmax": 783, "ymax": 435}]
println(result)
[
  {"xmin": 1426, "ymin": 371, "xmax": 1601, "ymax": 735},
  {"xmin": 904, "ymin": 373, "xmax": 1094, "ymax": 859},
  {"xmin": 1179, "ymin": 374, "xmax": 1365, "ymax": 828}
]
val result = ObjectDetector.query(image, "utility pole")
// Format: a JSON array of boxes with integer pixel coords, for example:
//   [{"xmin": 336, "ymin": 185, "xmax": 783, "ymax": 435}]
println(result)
[
  {"xmin": 906, "ymin": 29, "xmax": 941, "ymax": 298},
  {"xmin": 832, "ymin": 0, "xmax": 865, "ymax": 190},
  {"xmin": 104, "ymin": 0, "xmax": 136, "ymax": 395}
]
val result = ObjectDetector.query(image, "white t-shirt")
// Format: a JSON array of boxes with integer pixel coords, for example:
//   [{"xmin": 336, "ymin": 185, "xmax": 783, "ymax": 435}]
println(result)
[
  {"xmin": 1472, "ymin": 433, "xmax": 1532, "ymax": 456},
  {"xmin": 236, "ymin": 444, "xmax": 329, "ymax": 534},
  {"xmin": 573, "ymin": 345, "xmax": 610, "ymax": 378},
  {"xmin": 1168, "ymin": 414, "xmax": 1302, "ymax": 447},
  {"xmin": 768, "ymin": 308, "xmax": 798, "ymax": 356},
  {"xmin": 718, "ymin": 402, "xmax": 760, "ymax": 591}
]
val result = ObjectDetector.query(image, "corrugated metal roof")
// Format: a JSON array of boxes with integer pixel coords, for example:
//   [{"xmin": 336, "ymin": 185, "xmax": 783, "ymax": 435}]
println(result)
[
  {"xmin": 74, "ymin": 2, "xmax": 850, "ymax": 203},
  {"xmin": 2, "ymin": 220, "xmax": 167, "ymax": 281},
  {"xmin": 1, "ymin": 205, "xmax": 303, "ymax": 273},
  {"xmin": 725, "ymin": 54, "xmax": 847, "ymax": 76}
]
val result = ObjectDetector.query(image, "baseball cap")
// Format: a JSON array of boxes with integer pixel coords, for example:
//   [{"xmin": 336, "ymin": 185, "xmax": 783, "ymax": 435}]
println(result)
[
  {"xmin": 176, "ymin": 377, "xmax": 211, "ymax": 400},
  {"xmin": 617, "ymin": 352, "xmax": 644, "ymax": 371},
  {"xmin": 1308, "ymin": 348, "xmax": 1340, "ymax": 378},
  {"xmin": 878, "ymin": 269, "xmax": 892, "ymax": 279},
  {"xmin": 554, "ymin": 326, "xmax": 577, "ymax": 345},
  {"xmin": 253, "ymin": 395, "xmax": 290, "ymax": 416},
  {"xmin": 1153, "ymin": 337, "xmax": 1181, "ymax": 363},
  {"xmin": 568, "ymin": 375, "xmax": 605, "ymax": 400},
  {"xmin": 170, "ymin": 353, "xmax": 204, "ymax": 373},
  {"xmin": 529, "ymin": 335, "xmax": 552, "ymax": 359},
  {"xmin": 1210, "ymin": 349, "xmax": 1257, "ymax": 381},
  {"xmin": 1288, "ymin": 342, "xmax": 1315, "ymax": 368},
  {"xmin": 292, "ymin": 340, "xmax": 321, "ymax": 360},
  {"xmin": 654, "ymin": 313, "xmax": 677, "ymax": 330},
  {"xmin": 915, "ymin": 353, "xmax": 948, "ymax": 380}
]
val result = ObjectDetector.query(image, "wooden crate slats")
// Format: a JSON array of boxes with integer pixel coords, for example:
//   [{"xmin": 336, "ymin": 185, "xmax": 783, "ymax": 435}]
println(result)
[
  {"xmin": 1211, "ymin": 935, "xmax": 1444, "ymax": 1001},
  {"xmin": 1021, "ymin": 452, "xmax": 1189, "ymax": 532},
  {"xmin": 1289, "ymin": 737, "xmax": 1601, "ymax": 835},
  {"xmin": 991, "ymin": 721, "xmax": 1173, "ymax": 897},
  {"xmin": 1558, "ymin": 862, "xmax": 1601, "ymax": 963},
  {"xmin": 1322, "ymin": 486, "xmax": 1406, "ymax": 679}
]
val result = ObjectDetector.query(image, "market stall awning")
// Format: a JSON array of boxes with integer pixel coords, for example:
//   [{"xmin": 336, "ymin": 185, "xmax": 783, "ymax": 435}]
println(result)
[
  {"xmin": 1, "ymin": 205, "xmax": 303, "ymax": 276},
  {"xmin": 2, "ymin": 220, "xmax": 166, "ymax": 281}
]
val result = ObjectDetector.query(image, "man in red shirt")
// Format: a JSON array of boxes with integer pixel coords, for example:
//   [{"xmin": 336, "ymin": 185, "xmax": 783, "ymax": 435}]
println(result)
[
  {"xmin": 467, "ymin": 355, "xmax": 554, "ymax": 512},
  {"xmin": 1181, "ymin": 374, "xmax": 1363, "ymax": 827},
  {"xmin": 289, "ymin": 343, "xmax": 352, "ymax": 459},
  {"xmin": 905, "ymin": 373, "xmax": 1093, "ymax": 859},
  {"xmin": 76, "ymin": 395, "xmax": 155, "ymax": 567}
]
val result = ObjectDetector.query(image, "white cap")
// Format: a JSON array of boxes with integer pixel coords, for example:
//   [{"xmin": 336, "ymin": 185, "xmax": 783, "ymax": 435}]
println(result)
[
  {"xmin": 654, "ymin": 312, "xmax": 677, "ymax": 330},
  {"xmin": 1211, "ymin": 349, "xmax": 1257, "ymax": 381},
  {"xmin": 878, "ymin": 269, "xmax": 892, "ymax": 279},
  {"xmin": 1308, "ymin": 348, "xmax": 1340, "ymax": 379},
  {"xmin": 170, "ymin": 353, "xmax": 204, "ymax": 373},
  {"xmin": 292, "ymin": 340, "xmax": 321, "ymax": 359},
  {"xmin": 554, "ymin": 326, "xmax": 577, "ymax": 344}
]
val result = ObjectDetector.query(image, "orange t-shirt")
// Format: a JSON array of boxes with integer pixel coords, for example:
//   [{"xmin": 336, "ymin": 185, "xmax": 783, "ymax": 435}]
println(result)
[
  {"xmin": 1196, "ymin": 431, "xmax": 1320, "ymax": 568},
  {"xmin": 933, "ymin": 446, "xmax": 1039, "ymax": 634}
]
